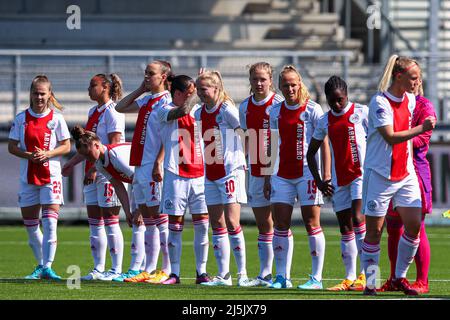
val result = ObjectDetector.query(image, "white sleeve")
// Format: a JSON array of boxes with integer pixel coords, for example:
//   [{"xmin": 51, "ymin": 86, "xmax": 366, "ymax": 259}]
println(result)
[
  {"xmin": 157, "ymin": 104, "xmax": 173, "ymax": 123},
  {"xmin": 312, "ymin": 115, "xmax": 327, "ymax": 141},
  {"xmin": 104, "ymin": 109, "xmax": 125, "ymax": 134},
  {"xmin": 238, "ymin": 100, "xmax": 248, "ymax": 130},
  {"xmin": 8, "ymin": 114, "xmax": 21, "ymax": 141},
  {"xmin": 110, "ymin": 151, "xmax": 134, "ymax": 178},
  {"xmin": 361, "ymin": 105, "xmax": 370, "ymax": 135},
  {"xmin": 55, "ymin": 115, "xmax": 71, "ymax": 142},
  {"xmin": 222, "ymin": 102, "xmax": 241, "ymax": 130},
  {"xmin": 370, "ymin": 95, "xmax": 393, "ymax": 128},
  {"xmin": 135, "ymin": 95, "xmax": 151, "ymax": 108},
  {"xmin": 311, "ymin": 103, "xmax": 324, "ymax": 129},
  {"xmin": 269, "ymin": 105, "xmax": 279, "ymax": 130}
]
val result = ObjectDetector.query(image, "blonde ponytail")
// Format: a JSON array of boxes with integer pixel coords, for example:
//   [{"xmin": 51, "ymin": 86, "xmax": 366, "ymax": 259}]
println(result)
[
  {"xmin": 378, "ymin": 54, "xmax": 399, "ymax": 92},
  {"xmin": 378, "ymin": 55, "xmax": 419, "ymax": 92},
  {"xmin": 49, "ymin": 93, "xmax": 63, "ymax": 111}
]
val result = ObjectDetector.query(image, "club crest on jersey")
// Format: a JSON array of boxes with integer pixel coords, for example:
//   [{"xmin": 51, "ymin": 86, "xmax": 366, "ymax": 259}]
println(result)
[
  {"xmin": 349, "ymin": 113, "xmax": 361, "ymax": 124},
  {"xmin": 47, "ymin": 119, "xmax": 56, "ymax": 130},
  {"xmin": 216, "ymin": 114, "xmax": 223, "ymax": 124},
  {"xmin": 265, "ymin": 105, "xmax": 273, "ymax": 116},
  {"xmin": 299, "ymin": 112, "xmax": 308, "ymax": 122},
  {"xmin": 165, "ymin": 199, "xmax": 174, "ymax": 210}
]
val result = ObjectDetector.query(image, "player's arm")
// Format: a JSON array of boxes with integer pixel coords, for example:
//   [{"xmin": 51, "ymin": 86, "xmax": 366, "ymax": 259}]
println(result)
[
  {"xmin": 377, "ymin": 116, "xmax": 436, "ymax": 145},
  {"xmin": 62, "ymin": 153, "xmax": 85, "ymax": 176},
  {"xmin": 307, "ymin": 137, "xmax": 334, "ymax": 197},
  {"xmin": 115, "ymin": 81, "xmax": 146, "ymax": 113},
  {"xmin": 109, "ymin": 178, "xmax": 132, "ymax": 227},
  {"xmin": 166, "ymin": 98, "xmax": 197, "ymax": 121},
  {"xmin": 34, "ymin": 139, "xmax": 71, "ymax": 163},
  {"xmin": 8, "ymin": 139, "xmax": 34, "ymax": 161},
  {"xmin": 108, "ymin": 132, "xmax": 123, "ymax": 144},
  {"xmin": 152, "ymin": 145, "xmax": 164, "ymax": 182}
]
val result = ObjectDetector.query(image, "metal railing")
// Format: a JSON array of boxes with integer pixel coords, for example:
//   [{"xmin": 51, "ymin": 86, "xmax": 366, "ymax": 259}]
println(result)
[{"xmin": 0, "ymin": 49, "xmax": 355, "ymax": 124}]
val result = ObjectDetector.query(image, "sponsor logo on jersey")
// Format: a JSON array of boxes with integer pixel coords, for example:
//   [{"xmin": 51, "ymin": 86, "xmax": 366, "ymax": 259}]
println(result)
[
  {"xmin": 47, "ymin": 119, "xmax": 56, "ymax": 130},
  {"xmin": 376, "ymin": 108, "xmax": 386, "ymax": 119}
]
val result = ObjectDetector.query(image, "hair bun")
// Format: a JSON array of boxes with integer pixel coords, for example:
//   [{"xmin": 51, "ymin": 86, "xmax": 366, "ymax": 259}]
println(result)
[{"xmin": 70, "ymin": 125, "xmax": 85, "ymax": 141}]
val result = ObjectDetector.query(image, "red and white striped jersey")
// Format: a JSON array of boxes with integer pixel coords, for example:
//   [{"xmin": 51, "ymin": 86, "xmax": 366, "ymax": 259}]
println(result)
[
  {"xmin": 157, "ymin": 102, "xmax": 204, "ymax": 178},
  {"xmin": 87, "ymin": 100, "xmax": 125, "ymax": 145},
  {"xmin": 314, "ymin": 102, "xmax": 368, "ymax": 187},
  {"xmin": 85, "ymin": 100, "xmax": 125, "ymax": 174},
  {"xmin": 129, "ymin": 91, "xmax": 171, "ymax": 166},
  {"xmin": 9, "ymin": 107, "xmax": 70, "ymax": 185},
  {"xmin": 270, "ymin": 99, "xmax": 323, "ymax": 179},
  {"xmin": 365, "ymin": 91, "xmax": 416, "ymax": 181},
  {"xmin": 194, "ymin": 100, "xmax": 246, "ymax": 181},
  {"xmin": 239, "ymin": 93, "xmax": 284, "ymax": 177},
  {"xmin": 96, "ymin": 143, "xmax": 134, "ymax": 184}
]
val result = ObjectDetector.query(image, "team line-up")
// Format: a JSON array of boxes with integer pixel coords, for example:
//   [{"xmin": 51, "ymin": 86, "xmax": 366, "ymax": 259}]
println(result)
[{"xmin": 7, "ymin": 55, "xmax": 436, "ymax": 296}]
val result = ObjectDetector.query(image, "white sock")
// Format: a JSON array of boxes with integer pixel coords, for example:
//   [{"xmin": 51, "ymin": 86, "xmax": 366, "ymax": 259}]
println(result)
[
  {"xmin": 129, "ymin": 224, "xmax": 146, "ymax": 271},
  {"xmin": 361, "ymin": 239, "xmax": 380, "ymax": 289},
  {"xmin": 354, "ymin": 222, "xmax": 366, "ymax": 274},
  {"xmin": 395, "ymin": 233, "xmax": 420, "ymax": 279},
  {"xmin": 341, "ymin": 232, "xmax": 358, "ymax": 281},
  {"xmin": 104, "ymin": 216, "xmax": 124, "ymax": 273},
  {"xmin": 193, "ymin": 217, "xmax": 209, "ymax": 275},
  {"xmin": 229, "ymin": 225, "xmax": 247, "ymax": 275},
  {"xmin": 24, "ymin": 218, "xmax": 43, "ymax": 266},
  {"xmin": 168, "ymin": 222, "xmax": 183, "ymax": 276},
  {"xmin": 286, "ymin": 231, "xmax": 294, "ymax": 280},
  {"xmin": 88, "ymin": 218, "xmax": 107, "ymax": 272},
  {"xmin": 307, "ymin": 227, "xmax": 325, "ymax": 281},
  {"xmin": 41, "ymin": 209, "xmax": 58, "ymax": 268},
  {"xmin": 273, "ymin": 228, "xmax": 293, "ymax": 279},
  {"xmin": 143, "ymin": 218, "xmax": 159, "ymax": 272},
  {"xmin": 258, "ymin": 232, "xmax": 274, "ymax": 278},
  {"xmin": 212, "ymin": 228, "xmax": 230, "ymax": 278},
  {"xmin": 156, "ymin": 214, "xmax": 170, "ymax": 274}
]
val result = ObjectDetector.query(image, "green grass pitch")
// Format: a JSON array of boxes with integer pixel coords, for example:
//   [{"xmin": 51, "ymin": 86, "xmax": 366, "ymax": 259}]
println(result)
[{"xmin": 0, "ymin": 225, "xmax": 449, "ymax": 300}]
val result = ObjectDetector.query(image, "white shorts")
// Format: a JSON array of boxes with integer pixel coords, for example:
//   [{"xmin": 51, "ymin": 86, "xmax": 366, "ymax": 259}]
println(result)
[
  {"xmin": 18, "ymin": 176, "xmax": 64, "ymax": 207},
  {"xmin": 247, "ymin": 174, "xmax": 270, "ymax": 207},
  {"xmin": 270, "ymin": 174, "xmax": 323, "ymax": 207},
  {"xmin": 83, "ymin": 173, "xmax": 121, "ymax": 208},
  {"xmin": 133, "ymin": 163, "xmax": 162, "ymax": 207},
  {"xmin": 160, "ymin": 170, "xmax": 208, "ymax": 216},
  {"xmin": 205, "ymin": 169, "xmax": 247, "ymax": 206},
  {"xmin": 362, "ymin": 168, "xmax": 421, "ymax": 217},
  {"xmin": 332, "ymin": 176, "xmax": 363, "ymax": 212}
]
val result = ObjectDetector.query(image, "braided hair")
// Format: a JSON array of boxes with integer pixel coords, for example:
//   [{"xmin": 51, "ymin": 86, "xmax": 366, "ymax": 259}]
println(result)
[{"xmin": 324, "ymin": 75, "xmax": 348, "ymax": 98}]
